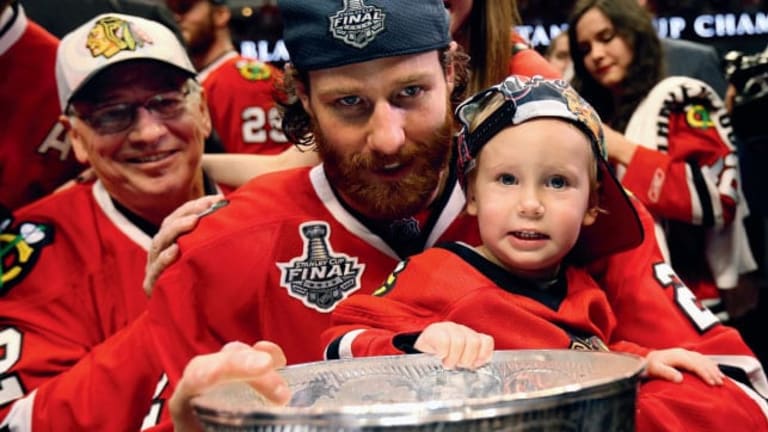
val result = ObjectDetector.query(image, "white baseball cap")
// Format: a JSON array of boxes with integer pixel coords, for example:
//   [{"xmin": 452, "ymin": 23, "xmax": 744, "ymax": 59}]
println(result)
[{"xmin": 55, "ymin": 13, "xmax": 196, "ymax": 111}]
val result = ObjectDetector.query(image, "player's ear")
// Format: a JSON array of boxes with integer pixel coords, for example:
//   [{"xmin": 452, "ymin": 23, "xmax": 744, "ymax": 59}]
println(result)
[
  {"xmin": 195, "ymin": 87, "xmax": 213, "ymax": 137},
  {"xmin": 286, "ymin": 63, "xmax": 311, "ymax": 114},
  {"xmin": 465, "ymin": 180, "xmax": 479, "ymax": 216},
  {"xmin": 59, "ymin": 115, "xmax": 90, "ymax": 165},
  {"xmin": 445, "ymin": 41, "xmax": 458, "ymax": 95}
]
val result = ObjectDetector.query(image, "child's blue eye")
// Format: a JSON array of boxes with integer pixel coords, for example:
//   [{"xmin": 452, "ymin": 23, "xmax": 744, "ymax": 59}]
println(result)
[
  {"xmin": 547, "ymin": 176, "xmax": 568, "ymax": 189},
  {"xmin": 498, "ymin": 174, "xmax": 517, "ymax": 185}
]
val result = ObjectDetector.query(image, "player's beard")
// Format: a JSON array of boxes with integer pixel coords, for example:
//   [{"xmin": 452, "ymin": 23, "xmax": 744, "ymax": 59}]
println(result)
[{"xmin": 316, "ymin": 107, "xmax": 454, "ymax": 221}]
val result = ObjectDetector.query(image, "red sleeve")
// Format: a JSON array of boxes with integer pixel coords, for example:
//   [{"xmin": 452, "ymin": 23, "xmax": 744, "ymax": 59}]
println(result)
[
  {"xmin": 1, "ymin": 315, "xmax": 169, "ymax": 430},
  {"xmin": 147, "ymin": 222, "xmax": 284, "ymax": 385},
  {"xmin": 597, "ymin": 197, "xmax": 730, "ymax": 343},
  {"xmin": 508, "ymin": 32, "xmax": 561, "ymax": 79},
  {"xmin": 621, "ymin": 89, "xmax": 738, "ymax": 227},
  {"xmin": 637, "ymin": 373, "xmax": 768, "ymax": 430},
  {"xmin": 594, "ymin": 197, "xmax": 765, "ymax": 388},
  {"xmin": 322, "ymin": 256, "xmax": 451, "ymax": 359}
]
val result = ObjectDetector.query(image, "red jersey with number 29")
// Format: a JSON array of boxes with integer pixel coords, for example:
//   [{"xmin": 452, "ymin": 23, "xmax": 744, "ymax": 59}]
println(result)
[{"xmin": 199, "ymin": 52, "xmax": 290, "ymax": 155}]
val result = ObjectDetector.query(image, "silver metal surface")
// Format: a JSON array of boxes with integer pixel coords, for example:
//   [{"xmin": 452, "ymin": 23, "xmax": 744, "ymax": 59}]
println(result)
[{"xmin": 192, "ymin": 349, "xmax": 645, "ymax": 431}]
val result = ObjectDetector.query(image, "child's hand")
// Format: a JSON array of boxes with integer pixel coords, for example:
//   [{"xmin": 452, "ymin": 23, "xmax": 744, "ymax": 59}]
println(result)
[
  {"xmin": 644, "ymin": 348, "xmax": 725, "ymax": 386},
  {"xmin": 414, "ymin": 322, "xmax": 494, "ymax": 370}
]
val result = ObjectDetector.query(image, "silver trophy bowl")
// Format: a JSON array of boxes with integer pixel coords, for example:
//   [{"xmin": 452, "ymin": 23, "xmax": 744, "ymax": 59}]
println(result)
[{"xmin": 192, "ymin": 349, "xmax": 645, "ymax": 431}]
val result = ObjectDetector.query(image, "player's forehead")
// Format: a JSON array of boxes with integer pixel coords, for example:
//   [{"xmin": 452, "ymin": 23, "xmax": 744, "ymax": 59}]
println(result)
[{"xmin": 308, "ymin": 50, "xmax": 444, "ymax": 97}]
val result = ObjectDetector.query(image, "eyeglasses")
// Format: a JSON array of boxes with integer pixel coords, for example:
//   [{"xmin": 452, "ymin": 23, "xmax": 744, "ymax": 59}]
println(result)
[{"xmin": 71, "ymin": 89, "xmax": 192, "ymax": 135}]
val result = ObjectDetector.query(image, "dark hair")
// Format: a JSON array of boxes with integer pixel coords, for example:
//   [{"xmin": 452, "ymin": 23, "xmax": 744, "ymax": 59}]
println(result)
[
  {"xmin": 276, "ymin": 47, "xmax": 471, "ymax": 147},
  {"xmin": 567, "ymin": 0, "xmax": 663, "ymax": 131}
]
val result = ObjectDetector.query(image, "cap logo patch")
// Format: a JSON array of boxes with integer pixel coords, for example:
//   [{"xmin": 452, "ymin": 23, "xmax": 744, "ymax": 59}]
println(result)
[
  {"xmin": 562, "ymin": 85, "xmax": 605, "ymax": 156},
  {"xmin": 85, "ymin": 16, "xmax": 153, "ymax": 59},
  {"xmin": 329, "ymin": 0, "xmax": 386, "ymax": 49}
]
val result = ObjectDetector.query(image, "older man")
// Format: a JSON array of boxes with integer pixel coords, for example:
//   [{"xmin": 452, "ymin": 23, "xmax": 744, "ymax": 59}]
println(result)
[{"xmin": 0, "ymin": 13, "xmax": 226, "ymax": 430}]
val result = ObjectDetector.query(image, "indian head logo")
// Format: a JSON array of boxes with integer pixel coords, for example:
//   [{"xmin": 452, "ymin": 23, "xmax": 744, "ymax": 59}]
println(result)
[
  {"xmin": 1, "ymin": 220, "xmax": 54, "ymax": 295},
  {"xmin": 562, "ymin": 84, "xmax": 606, "ymax": 158},
  {"xmin": 86, "ymin": 16, "xmax": 152, "ymax": 59},
  {"xmin": 277, "ymin": 222, "xmax": 365, "ymax": 312},
  {"xmin": 329, "ymin": 0, "xmax": 386, "ymax": 49}
]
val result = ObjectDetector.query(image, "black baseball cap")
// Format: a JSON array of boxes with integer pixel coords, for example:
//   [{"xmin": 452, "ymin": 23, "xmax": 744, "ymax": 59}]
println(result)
[{"xmin": 278, "ymin": 0, "xmax": 451, "ymax": 71}]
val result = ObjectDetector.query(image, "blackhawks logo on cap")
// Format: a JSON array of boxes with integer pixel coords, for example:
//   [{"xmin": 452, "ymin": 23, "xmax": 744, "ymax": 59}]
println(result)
[
  {"xmin": 86, "ymin": 16, "xmax": 153, "ymax": 59},
  {"xmin": 562, "ymin": 85, "xmax": 605, "ymax": 157},
  {"xmin": 329, "ymin": 0, "xmax": 386, "ymax": 49}
]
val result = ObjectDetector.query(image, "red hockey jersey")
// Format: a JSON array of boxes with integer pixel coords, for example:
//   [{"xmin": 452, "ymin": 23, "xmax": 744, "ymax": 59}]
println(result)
[
  {"xmin": 0, "ymin": 181, "xmax": 227, "ymax": 430},
  {"xmin": 147, "ymin": 165, "xmax": 478, "ymax": 371},
  {"xmin": 199, "ymin": 51, "xmax": 290, "ymax": 155},
  {"xmin": 0, "ymin": 5, "xmax": 83, "ymax": 210},
  {"xmin": 322, "ymin": 243, "xmax": 647, "ymax": 358},
  {"xmin": 321, "ymin": 243, "xmax": 768, "ymax": 431},
  {"xmin": 147, "ymin": 165, "xmax": 767, "ymax": 409},
  {"xmin": 621, "ymin": 76, "xmax": 749, "ymax": 307}
]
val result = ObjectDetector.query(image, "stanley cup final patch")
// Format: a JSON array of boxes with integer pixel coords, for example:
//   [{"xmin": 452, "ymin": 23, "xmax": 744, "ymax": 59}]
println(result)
[
  {"xmin": 277, "ymin": 222, "xmax": 365, "ymax": 313},
  {"xmin": 329, "ymin": 0, "xmax": 386, "ymax": 49}
]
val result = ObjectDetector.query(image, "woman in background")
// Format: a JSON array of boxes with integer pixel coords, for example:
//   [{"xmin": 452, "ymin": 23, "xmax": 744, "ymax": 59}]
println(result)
[{"xmin": 567, "ymin": 0, "xmax": 756, "ymax": 321}]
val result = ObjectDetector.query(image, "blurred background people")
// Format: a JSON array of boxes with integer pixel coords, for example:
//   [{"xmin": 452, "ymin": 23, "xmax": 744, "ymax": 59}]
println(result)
[
  {"xmin": 0, "ymin": 0, "xmax": 83, "ymax": 210},
  {"xmin": 636, "ymin": 0, "xmax": 728, "ymax": 98},
  {"xmin": 545, "ymin": 31, "xmax": 574, "ymax": 81},
  {"xmin": 166, "ymin": 0, "xmax": 292, "ymax": 156}
]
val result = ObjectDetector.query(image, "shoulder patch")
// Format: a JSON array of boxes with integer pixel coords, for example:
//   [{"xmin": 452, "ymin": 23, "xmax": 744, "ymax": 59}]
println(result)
[
  {"xmin": 235, "ymin": 59, "xmax": 272, "ymax": 81},
  {"xmin": 685, "ymin": 104, "xmax": 715, "ymax": 129},
  {"xmin": 277, "ymin": 222, "xmax": 365, "ymax": 312},
  {"xmin": 1, "ymin": 221, "xmax": 55, "ymax": 295},
  {"xmin": 373, "ymin": 259, "xmax": 408, "ymax": 297}
]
